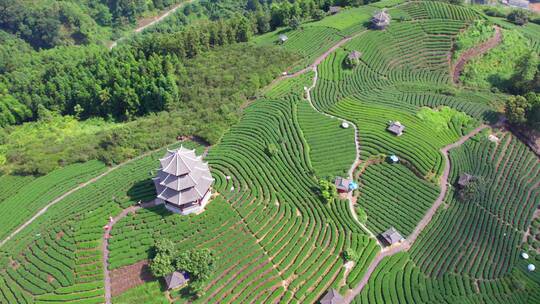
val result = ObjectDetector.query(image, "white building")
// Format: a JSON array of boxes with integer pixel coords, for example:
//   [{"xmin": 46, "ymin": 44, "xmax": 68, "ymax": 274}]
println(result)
[
  {"xmin": 153, "ymin": 146, "xmax": 214, "ymax": 215},
  {"xmin": 508, "ymin": 0, "xmax": 530, "ymax": 9}
]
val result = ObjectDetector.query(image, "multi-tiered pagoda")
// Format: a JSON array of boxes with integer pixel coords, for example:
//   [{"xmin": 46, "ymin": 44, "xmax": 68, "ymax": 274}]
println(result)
[
  {"xmin": 153, "ymin": 147, "xmax": 214, "ymax": 215},
  {"xmin": 372, "ymin": 9, "xmax": 391, "ymax": 30}
]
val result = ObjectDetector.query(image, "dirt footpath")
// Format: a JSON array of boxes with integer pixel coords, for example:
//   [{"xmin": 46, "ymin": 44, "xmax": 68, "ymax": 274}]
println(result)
[{"xmin": 452, "ymin": 26, "xmax": 502, "ymax": 84}]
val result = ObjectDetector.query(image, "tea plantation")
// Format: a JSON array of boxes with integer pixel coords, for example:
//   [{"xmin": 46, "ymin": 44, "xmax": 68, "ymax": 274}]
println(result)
[{"xmin": 0, "ymin": 1, "xmax": 539, "ymax": 303}]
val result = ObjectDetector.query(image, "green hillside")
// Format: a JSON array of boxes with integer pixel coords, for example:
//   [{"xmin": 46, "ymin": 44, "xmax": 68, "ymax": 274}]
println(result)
[{"xmin": 0, "ymin": 1, "xmax": 539, "ymax": 303}]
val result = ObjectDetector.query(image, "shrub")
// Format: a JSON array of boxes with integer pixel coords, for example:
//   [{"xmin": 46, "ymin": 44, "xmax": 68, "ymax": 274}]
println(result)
[
  {"xmin": 356, "ymin": 206, "xmax": 368, "ymax": 224},
  {"xmin": 312, "ymin": 9, "xmax": 326, "ymax": 21},
  {"xmin": 286, "ymin": 17, "xmax": 301, "ymax": 30},
  {"xmin": 318, "ymin": 178, "xmax": 338, "ymax": 204},
  {"xmin": 344, "ymin": 55, "xmax": 359, "ymax": 69},
  {"xmin": 343, "ymin": 248, "xmax": 359, "ymax": 261},
  {"xmin": 457, "ymin": 176, "xmax": 486, "ymax": 203},
  {"xmin": 507, "ymin": 10, "xmax": 529, "ymax": 26},
  {"xmin": 149, "ymin": 239, "xmax": 177, "ymax": 277},
  {"xmin": 483, "ymin": 7, "xmax": 507, "ymax": 18},
  {"xmin": 265, "ymin": 143, "xmax": 279, "ymax": 157},
  {"xmin": 175, "ymin": 248, "xmax": 217, "ymax": 281}
]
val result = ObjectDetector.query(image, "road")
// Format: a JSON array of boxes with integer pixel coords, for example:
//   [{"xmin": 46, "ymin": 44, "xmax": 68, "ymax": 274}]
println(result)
[
  {"xmin": 109, "ymin": 0, "xmax": 193, "ymax": 49},
  {"xmin": 268, "ymin": 27, "xmax": 495, "ymax": 302},
  {"xmin": 0, "ymin": 147, "xmax": 168, "ymax": 248},
  {"xmin": 342, "ymin": 124, "xmax": 488, "ymax": 303},
  {"xmin": 296, "ymin": 30, "xmax": 380, "ymax": 241}
]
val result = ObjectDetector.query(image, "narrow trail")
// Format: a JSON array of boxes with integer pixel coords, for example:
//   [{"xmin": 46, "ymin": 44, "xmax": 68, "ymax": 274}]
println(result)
[
  {"xmin": 265, "ymin": 31, "xmax": 367, "ymax": 91},
  {"xmin": 0, "ymin": 147, "xmax": 165, "ymax": 249},
  {"xmin": 109, "ymin": 0, "xmax": 193, "ymax": 49},
  {"xmin": 342, "ymin": 124, "xmax": 488, "ymax": 303},
  {"xmin": 261, "ymin": 28, "xmax": 378, "ymax": 240},
  {"xmin": 305, "ymin": 67, "xmax": 378, "ymax": 241},
  {"xmin": 89, "ymin": 20, "xmax": 496, "ymax": 302},
  {"xmin": 103, "ymin": 201, "xmax": 156, "ymax": 304},
  {"xmin": 452, "ymin": 26, "xmax": 502, "ymax": 84}
]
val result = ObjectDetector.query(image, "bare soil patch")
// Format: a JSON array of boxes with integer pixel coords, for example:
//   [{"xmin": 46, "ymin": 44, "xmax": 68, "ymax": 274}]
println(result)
[
  {"xmin": 110, "ymin": 260, "xmax": 156, "ymax": 296},
  {"xmin": 56, "ymin": 230, "xmax": 65, "ymax": 240}
]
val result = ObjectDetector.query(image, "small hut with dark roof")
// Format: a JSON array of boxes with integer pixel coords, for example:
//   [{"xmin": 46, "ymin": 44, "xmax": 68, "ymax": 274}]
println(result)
[
  {"xmin": 320, "ymin": 288, "xmax": 344, "ymax": 304},
  {"xmin": 153, "ymin": 146, "xmax": 214, "ymax": 215},
  {"xmin": 458, "ymin": 173, "xmax": 474, "ymax": 188},
  {"xmin": 372, "ymin": 9, "xmax": 391, "ymax": 29},
  {"xmin": 381, "ymin": 227, "xmax": 404, "ymax": 246},
  {"xmin": 387, "ymin": 121, "xmax": 405, "ymax": 136},
  {"xmin": 348, "ymin": 50, "xmax": 362, "ymax": 61},
  {"xmin": 328, "ymin": 6, "xmax": 341, "ymax": 14},
  {"xmin": 335, "ymin": 177, "xmax": 358, "ymax": 192},
  {"xmin": 164, "ymin": 271, "xmax": 189, "ymax": 290}
]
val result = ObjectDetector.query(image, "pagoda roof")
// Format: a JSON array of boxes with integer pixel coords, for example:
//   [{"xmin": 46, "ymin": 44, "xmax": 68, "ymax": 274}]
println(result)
[
  {"xmin": 154, "ymin": 146, "xmax": 214, "ymax": 207},
  {"xmin": 372, "ymin": 9, "xmax": 391, "ymax": 28},
  {"xmin": 159, "ymin": 147, "xmax": 199, "ymax": 176},
  {"xmin": 373, "ymin": 9, "xmax": 391, "ymax": 22}
]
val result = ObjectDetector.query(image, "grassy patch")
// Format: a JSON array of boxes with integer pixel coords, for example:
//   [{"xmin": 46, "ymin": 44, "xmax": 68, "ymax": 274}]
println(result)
[
  {"xmin": 416, "ymin": 106, "xmax": 475, "ymax": 134},
  {"xmin": 112, "ymin": 281, "xmax": 169, "ymax": 304},
  {"xmin": 264, "ymin": 71, "xmax": 314, "ymax": 99},
  {"xmin": 253, "ymin": 26, "xmax": 342, "ymax": 72},
  {"xmin": 461, "ymin": 29, "xmax": 532, "ymax": 89},
  {"xmin": 453, "ymin": 20, "xmax": 496, "ymax": 61},
  {"xmin": 305, "ymin": 7, "xmax": 376, "ymax": 31}
]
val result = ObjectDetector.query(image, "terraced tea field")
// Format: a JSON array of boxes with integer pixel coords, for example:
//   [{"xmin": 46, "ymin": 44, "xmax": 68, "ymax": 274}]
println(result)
[
  {"xmin": 0, "ymin": 161, "xmax": 108, "ymax": 240},
  {"xmin": 297, "ymin": 100, "xmax": 356, "ymax": 178},
  {"xmin": 357, "ymin": 163, "xmax": 439, "ymax": 236},
  {"xmin": 1, "ymin": 1, "xmax": 539, "ymax": 303}
]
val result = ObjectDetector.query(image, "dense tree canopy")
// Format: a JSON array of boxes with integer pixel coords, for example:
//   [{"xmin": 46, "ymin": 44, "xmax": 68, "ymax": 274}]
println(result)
[
  {"xmin": 175, "ymin": 248, "xmax": 217, "ymax": 281},
  {"xmin": 1, "ymin": 0, "xmax": 331, "ymax": 126},
  {"xmin": 505, "ymin": 51, "xmax": 540, "ymax": 130},
  {"xmin": 0, "ymin": 0, "xmax": 192, "ymax": 48},
  {"xmin": 507, "ymin": 9, "xmax": 529, "ymax": 26},
  {"xmin": 0, "ymin": 43, "xmax": 295, "ymax": 175},
  {"xmin": 150, "ymin": 239, "xmax": 178, "ymax": 277}
]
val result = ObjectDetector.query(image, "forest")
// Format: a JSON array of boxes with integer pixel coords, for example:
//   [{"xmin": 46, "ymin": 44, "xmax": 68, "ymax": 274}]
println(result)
[
  {"xmin": 0, "ymin": 0, "xmax": 187, "ymax": 48},
  {"xmin": 0, "ymin": 0, "xmax": 373, "ymax": 127},
  {"xmin": 0, "ymin": 0, "xmax": 364, "ymax": 175}
]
